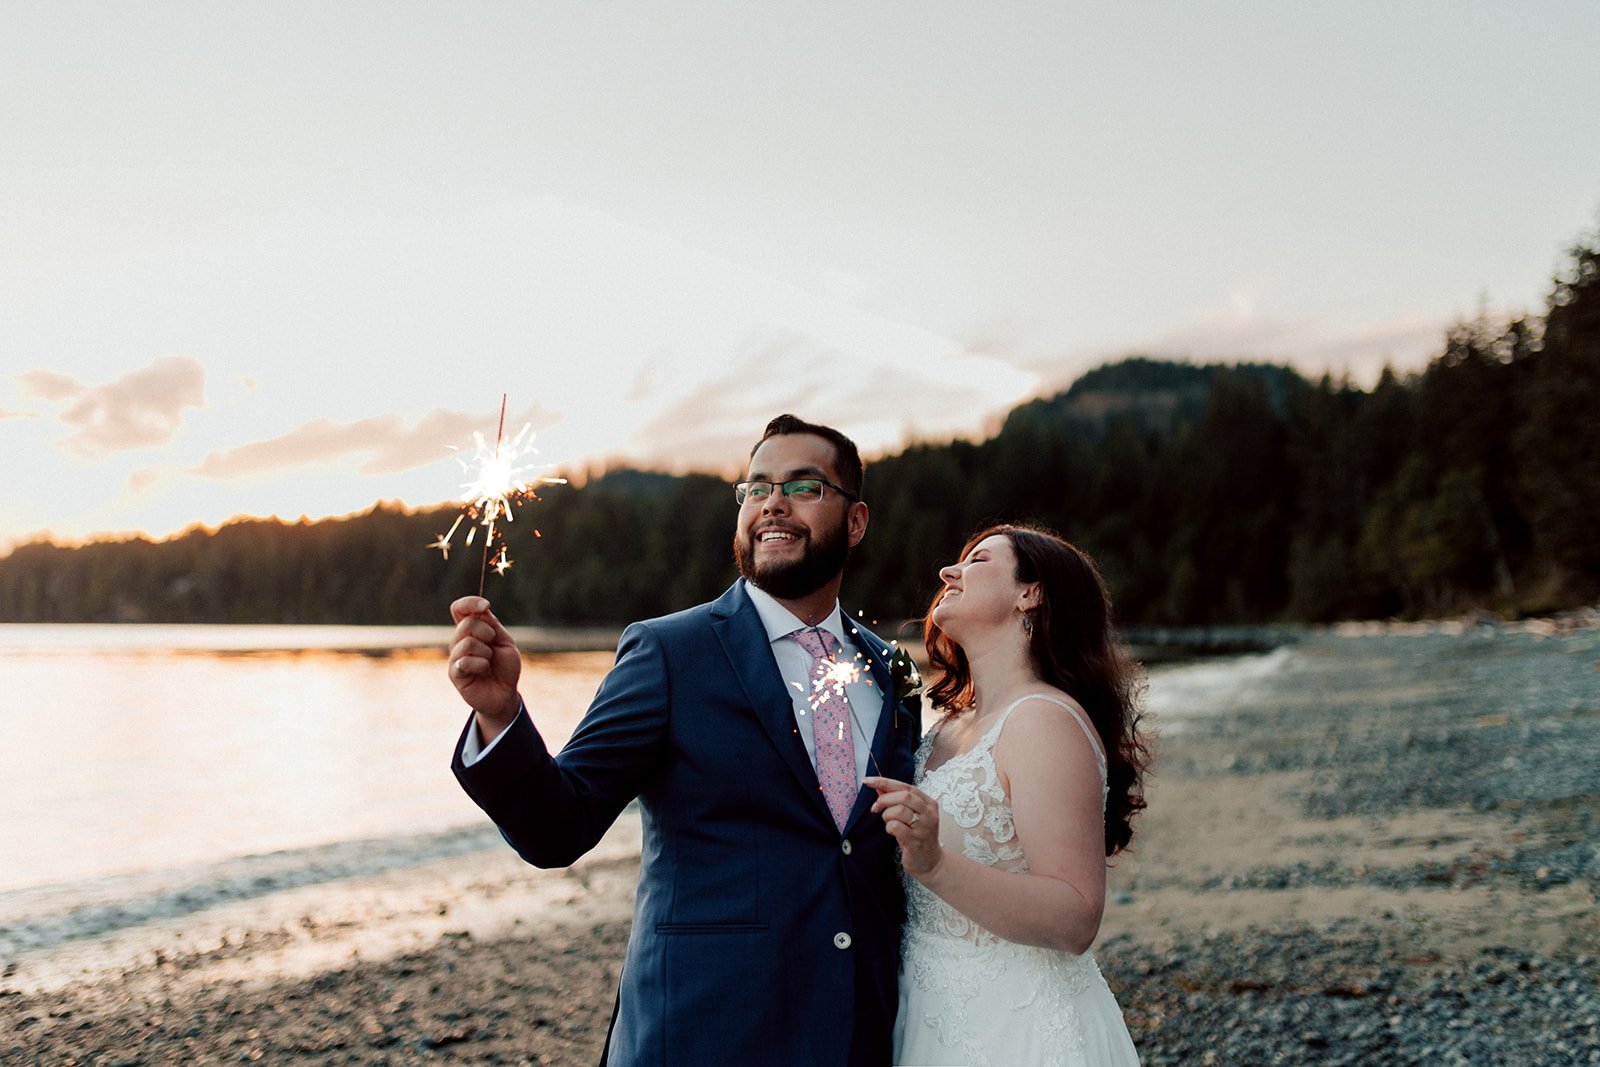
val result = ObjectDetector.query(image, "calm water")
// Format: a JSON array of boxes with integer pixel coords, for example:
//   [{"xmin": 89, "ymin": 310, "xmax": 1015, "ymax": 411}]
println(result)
[{"xmin": 0, "ymin": 625, "xmax": 613, "ymax": 896}]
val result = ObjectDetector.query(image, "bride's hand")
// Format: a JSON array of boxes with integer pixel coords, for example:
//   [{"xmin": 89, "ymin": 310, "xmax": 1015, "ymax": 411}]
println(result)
[{"xmin": 865, "ymin": 776, "xmax": 943, "ymax": 879}]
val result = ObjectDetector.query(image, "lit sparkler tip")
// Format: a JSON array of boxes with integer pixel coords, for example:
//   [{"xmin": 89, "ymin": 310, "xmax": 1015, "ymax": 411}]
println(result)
[
  {"xmin": 811, "ymin": 657, "xmax": 862, "ymax": 699},
  {"xmin": 431, "ymin": 398, "xmax": 564, "ymax": 593}
]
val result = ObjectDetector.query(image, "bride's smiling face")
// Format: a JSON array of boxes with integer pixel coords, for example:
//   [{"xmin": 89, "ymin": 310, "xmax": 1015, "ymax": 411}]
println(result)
[{"xmin": 931, "ymin": 534, "xmax": 1036, "ymax": 640}]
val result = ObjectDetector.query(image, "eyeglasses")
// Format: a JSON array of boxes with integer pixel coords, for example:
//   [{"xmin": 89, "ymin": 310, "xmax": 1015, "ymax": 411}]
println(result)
[{"xmin": 734, "ymin": 477, "xmax": 859, "ymax": 506}]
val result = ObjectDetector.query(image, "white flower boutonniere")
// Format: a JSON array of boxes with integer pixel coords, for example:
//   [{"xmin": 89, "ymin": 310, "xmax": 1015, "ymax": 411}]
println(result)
[{"xmin": 888, "ymin": 646, "xmax": 923, "ymax": 707}]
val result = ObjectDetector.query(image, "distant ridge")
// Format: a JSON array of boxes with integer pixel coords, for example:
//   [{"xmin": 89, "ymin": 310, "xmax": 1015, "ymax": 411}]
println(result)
[{"xmin": 1003, "ymin": 357, "xmax": 1305, "ymax": 438}]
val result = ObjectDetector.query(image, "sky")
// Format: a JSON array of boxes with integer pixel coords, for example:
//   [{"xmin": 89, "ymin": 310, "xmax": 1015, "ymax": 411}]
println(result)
[{"xmin": 4, "ymin": 1, "xmax": 1598, "ymax": 550}]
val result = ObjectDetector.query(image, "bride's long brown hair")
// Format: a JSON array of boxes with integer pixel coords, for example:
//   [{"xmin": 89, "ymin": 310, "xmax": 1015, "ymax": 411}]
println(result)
[{"xmin": 923, "ymin": 524, "xmax": 1151, "ymax": 856}]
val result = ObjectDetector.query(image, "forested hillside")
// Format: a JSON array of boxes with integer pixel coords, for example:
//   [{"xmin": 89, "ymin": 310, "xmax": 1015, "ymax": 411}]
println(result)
[{"xmin": 3, "ymin": 224, "xmax": 1596, "ymax": 627}]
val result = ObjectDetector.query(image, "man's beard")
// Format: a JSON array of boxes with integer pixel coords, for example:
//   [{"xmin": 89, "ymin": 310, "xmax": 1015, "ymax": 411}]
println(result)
[{"xmin": 734, "ymin": 518, "xmax": 851, "ymax": 600}]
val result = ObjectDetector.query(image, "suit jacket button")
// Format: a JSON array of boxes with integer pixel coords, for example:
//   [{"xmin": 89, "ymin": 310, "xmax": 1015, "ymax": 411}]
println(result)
[
  {"xmin": 840, "ymin": 839, "xmax": 852, "ymax": 856},
  {"xmin": 833, "ymin": 932, "xmax": 852, "ymax": 950}
]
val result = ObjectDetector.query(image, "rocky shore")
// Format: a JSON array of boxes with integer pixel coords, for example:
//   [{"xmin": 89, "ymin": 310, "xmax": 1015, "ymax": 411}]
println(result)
[
  {"xmin": 1101, "ymin": 620, "xmax": 1600, "ymax": 1064},
  {"xmin": 5, "ymin": 620, "xmax": 1597, "ymax": 1064}
]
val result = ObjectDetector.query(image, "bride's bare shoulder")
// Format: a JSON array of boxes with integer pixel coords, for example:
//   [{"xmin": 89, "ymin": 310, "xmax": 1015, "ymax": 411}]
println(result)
[{"xmin": 995, "ymin": 691, "xmax": 1102, "ymax": 764}]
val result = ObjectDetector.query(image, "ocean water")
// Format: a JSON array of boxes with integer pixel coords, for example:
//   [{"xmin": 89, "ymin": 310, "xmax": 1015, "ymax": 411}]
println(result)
[{"xmin": 0, "ymin": 624, "xmax": 615, "ymax": 959}]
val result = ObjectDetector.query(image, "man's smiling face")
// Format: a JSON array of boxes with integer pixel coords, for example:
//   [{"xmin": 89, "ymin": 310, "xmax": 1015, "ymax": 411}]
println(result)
[{"xmin": 733, "ymin": 432, "xmax": 863, "ymax": 601}]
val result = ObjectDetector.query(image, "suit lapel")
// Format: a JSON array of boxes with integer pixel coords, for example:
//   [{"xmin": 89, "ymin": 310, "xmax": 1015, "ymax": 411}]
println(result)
[{"xmin": 711, "ymin": 583, "xmax": 837, "ymax": 827}]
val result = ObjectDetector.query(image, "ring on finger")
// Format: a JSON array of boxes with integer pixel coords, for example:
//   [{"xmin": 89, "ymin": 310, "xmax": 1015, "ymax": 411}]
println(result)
[{"xmin": 910, "ymin": 811, "xmax": 920, "ymax": 824}]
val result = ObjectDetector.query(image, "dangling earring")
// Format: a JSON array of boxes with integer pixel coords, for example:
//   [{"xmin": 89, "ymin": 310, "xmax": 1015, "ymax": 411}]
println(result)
[{"xmin": 1021, "ymin": 611, "xmax": 1034, "ymax": 638}]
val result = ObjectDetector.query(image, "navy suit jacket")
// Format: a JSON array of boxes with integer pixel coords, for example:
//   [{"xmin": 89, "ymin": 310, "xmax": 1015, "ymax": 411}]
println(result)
[{"xmin": 452, "ymin": 580, "xmax": 923, "ymax": 1066}]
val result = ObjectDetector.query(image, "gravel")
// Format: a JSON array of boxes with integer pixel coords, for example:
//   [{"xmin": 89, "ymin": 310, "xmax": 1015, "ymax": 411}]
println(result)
[
  {"xmin": 1168, "ymin": 624, "xmax": 1600, "ymax": 893},
  {"xmin": 1103, "ymin": 926, "xmax": 1600, "ymax": 1066},
  {"xmin": 1117, "ymin": 620, "xmax": 1600, "ymax": 1065}
]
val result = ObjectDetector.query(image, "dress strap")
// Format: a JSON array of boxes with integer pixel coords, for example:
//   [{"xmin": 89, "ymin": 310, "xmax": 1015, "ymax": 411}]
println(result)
[{"xmin": 992, "ymin": 694, "xmax": 1108, "ymax": 786}]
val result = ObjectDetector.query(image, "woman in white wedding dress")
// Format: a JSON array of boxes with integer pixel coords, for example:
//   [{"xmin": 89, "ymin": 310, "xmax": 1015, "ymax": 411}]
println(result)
[{"xmin": 867, "ymin": 525, "xmax": 1150, "ymax": 1067}]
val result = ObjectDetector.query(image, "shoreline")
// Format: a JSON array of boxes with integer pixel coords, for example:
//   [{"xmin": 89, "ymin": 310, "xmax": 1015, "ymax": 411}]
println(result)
[
  {"xmin": 5, "ymin": 602, "xmax": 1594, "ymax": 657},
  {"xmin": 1, "ymin": 818, "xmax": 642, "ymax": 998},
  {"xmin": 0, "ymin": 623, "xmax": 628, "ymax": 656},
  {"xmin": 3, "ymin": 824, "xmax": 645, "ymax": 1063}
]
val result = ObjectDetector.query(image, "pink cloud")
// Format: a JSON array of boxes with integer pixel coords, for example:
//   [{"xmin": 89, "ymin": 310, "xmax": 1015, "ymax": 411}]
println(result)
[
  {"xmin": 126, "ymin": 469, "xmax": 162, "ymax": 495},
  {"xmin": 20, "ymin": 357, "xmax": 207, "ymax": 455},
  {"xmin": 1023, "ymin": 308, "xmax": 1455, "ymax": 394},
  {"xmin": 191, "ymin": 404, "xmax": 558, "ymax": 480},
  {"xmin": 18, "ymin": 370, "xmax": 82, "ymax": 401},
  {"xmin": 630, "ymin": 332, "xmax": 993, "ymax": 473},
  {"xmin": 1130, "ymin": 310, "xmax": 1450, "ymax": 387}
]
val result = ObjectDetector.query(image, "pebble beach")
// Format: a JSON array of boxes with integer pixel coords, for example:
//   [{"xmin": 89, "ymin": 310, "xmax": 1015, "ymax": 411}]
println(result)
[{"xmin": 4, "ymin": 616, "xmax": 1598, "ymax": 1065}]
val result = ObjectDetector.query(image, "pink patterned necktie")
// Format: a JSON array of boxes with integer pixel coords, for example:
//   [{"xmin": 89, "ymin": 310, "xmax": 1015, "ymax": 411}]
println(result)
[{"xmin": 792, "ymin": 628, "xmax": 857, "ymax": 831}]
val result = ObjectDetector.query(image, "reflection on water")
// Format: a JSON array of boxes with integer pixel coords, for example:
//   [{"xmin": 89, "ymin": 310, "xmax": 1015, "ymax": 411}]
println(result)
[{"xmin": 0, "ymin": 625, "xmax": 616, "ymax": 894}]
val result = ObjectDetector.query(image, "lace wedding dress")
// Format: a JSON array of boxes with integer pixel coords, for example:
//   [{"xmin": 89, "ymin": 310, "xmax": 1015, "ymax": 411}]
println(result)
[{"xmin": 894, "ymin": 695, "xmax": 1141, "ymax": 1067}]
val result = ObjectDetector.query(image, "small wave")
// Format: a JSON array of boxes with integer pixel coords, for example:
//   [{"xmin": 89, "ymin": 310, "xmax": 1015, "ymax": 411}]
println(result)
[
  {"xmin": 1144, "ymin": 646, "xmax": 1298, "ymax": 724},
  {"xmin": 0, "ymin": 824, "xmax": 506, "ymax": 958}
]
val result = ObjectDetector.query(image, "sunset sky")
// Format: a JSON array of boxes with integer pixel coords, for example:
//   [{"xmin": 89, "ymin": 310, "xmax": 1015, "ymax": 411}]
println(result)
[{"xmin": 4, "ymin": 2, "xmax": 1598, "ymax": 551}]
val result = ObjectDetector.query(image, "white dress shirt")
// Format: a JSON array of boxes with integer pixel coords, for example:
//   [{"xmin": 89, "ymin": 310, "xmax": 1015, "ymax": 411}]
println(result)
[{"xmin": 743, "ymin": 581, "xmax": 882, "ymax": 783}]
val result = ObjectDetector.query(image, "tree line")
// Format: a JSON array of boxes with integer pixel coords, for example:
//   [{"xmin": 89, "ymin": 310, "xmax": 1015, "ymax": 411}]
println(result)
[{"xmin": 3, "ymin": 222, "xmax": 1596, "ymax": 628}]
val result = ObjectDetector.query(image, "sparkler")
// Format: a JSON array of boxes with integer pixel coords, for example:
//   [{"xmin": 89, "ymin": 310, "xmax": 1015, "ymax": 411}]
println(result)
[
  {"xmin": 792, "ymin": 644, "xmax": 884, "ymax": 777},
  {"xmin": 428, "ymin": 394, "xmax": 567, "ymax": 594}
]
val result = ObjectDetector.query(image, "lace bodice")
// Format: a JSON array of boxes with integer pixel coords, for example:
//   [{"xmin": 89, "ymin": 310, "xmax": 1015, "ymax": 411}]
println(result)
[
  {"xmin": 905, "ymin": 693, "xmax": 1108, "ymax": 942},
  {"xmin": 897, "ymin": 695, "xmax": 1126, "ymax": 1066}
]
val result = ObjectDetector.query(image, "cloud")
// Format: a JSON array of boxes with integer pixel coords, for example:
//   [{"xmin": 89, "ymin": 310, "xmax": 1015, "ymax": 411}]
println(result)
[
  {"xmin": 20, "ymin": 356, "xmax": 207, "ymax": 455},
  {"xmin": 191, "ymin": 404, "xmax": 559, "ymax": 480},
  {"xmin": 1289, "ymin": 316, "xmax": 1452, "ymax": 382},
  {"xmin": 1135, "ymin": 308, "xmax": 1449, "ymax": 386},
  {"xmin": 1026, "ymin": 292, "xmax": 1455, "ymax": 392},
  {"xmin": 0, "ymin": 408, "xmax": 41, "ymax": 420},
  {"xmin": 629, "ymin": 339, "xmax": 824, "ymax": 474},
  {"xmin": 628, "ymin": 330, "xmax": 1029, "ymax": 475},
  {"xmin": 126, "ymin": 468, "xmax": 162, "ymax": 495},
  {"xmin": 18, "ymin": 370, "xmax": 82, "ymax": 401}
]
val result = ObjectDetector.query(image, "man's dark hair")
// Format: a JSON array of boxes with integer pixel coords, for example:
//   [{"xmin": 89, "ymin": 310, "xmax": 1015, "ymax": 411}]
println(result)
[{"xmin": 751, "ymin": 414, "xmax": 865, "ymax": 499}]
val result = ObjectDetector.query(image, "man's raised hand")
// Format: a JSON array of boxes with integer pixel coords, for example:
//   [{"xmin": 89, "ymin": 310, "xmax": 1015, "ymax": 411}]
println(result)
[{"xmin": 448, "ymin": 596, "xmax": 523, "ymax": 739}]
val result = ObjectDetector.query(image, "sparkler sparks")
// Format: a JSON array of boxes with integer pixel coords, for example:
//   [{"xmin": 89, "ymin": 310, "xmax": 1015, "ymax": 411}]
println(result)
[
  {"xmin": 805, "ymin": 648, "xmax": 884, "ymax": 776},
  {"xmin": 428, "ymin": 395, "xmax": 566, "ymax": 593},
  {"xmin": 814, "ymin": 656, "xmax": 863, "ymax": 699},
  {"xmin": 426, "ymin": 515, "xmax": 465, "ymax": 560}
]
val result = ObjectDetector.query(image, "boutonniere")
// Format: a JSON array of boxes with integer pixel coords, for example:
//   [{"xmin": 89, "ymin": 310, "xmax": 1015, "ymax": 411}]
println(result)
[{"xmin": 888, "ymin": 646, "xmax": 923, "ymax": 707}]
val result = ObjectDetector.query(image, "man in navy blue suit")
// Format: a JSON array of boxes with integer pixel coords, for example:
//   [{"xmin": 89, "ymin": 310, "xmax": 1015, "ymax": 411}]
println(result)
[{"xmin": 448, "ymin": 414, "xmax": 922, "ymax": 1066}]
